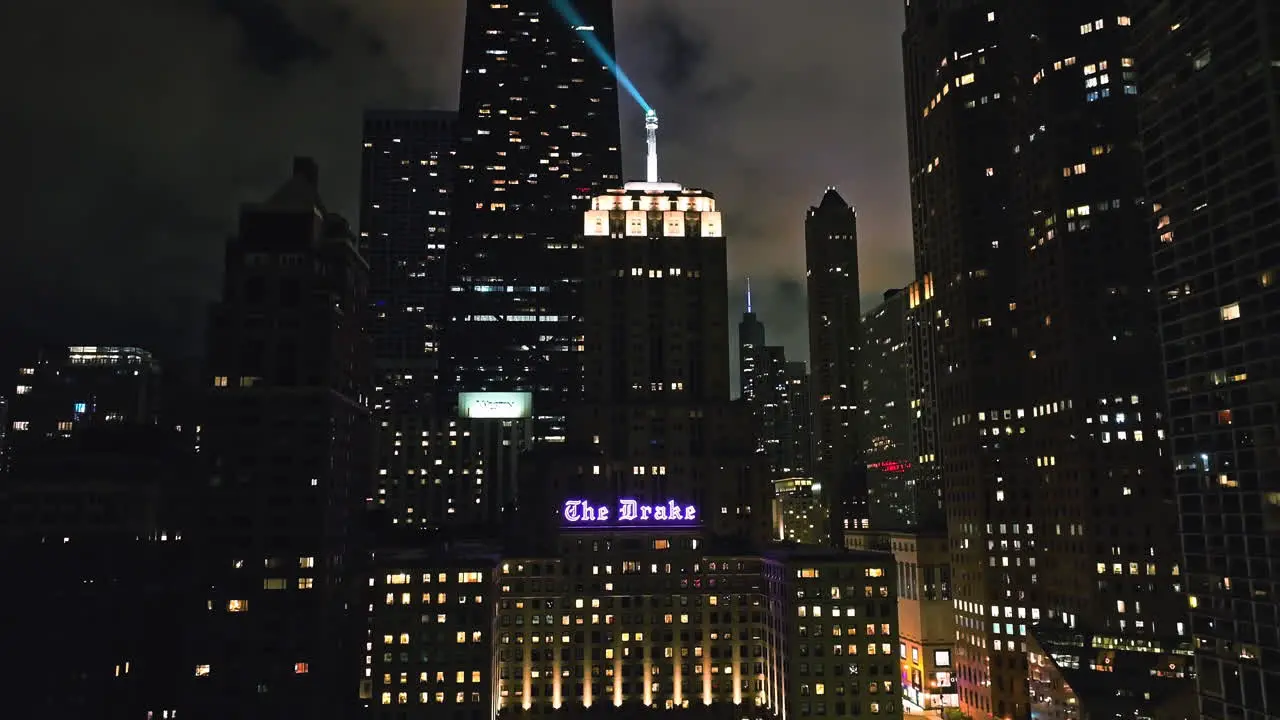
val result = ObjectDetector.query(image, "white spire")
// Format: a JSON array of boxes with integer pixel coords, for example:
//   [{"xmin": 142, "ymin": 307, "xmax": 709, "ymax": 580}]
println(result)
[
  {"xmin": 645, "ymin": 110, "xmax": 659, "ymax": 183},
  {"xmin": 746, "ymin": 276, "xmax": 753, "ymax": 313}
]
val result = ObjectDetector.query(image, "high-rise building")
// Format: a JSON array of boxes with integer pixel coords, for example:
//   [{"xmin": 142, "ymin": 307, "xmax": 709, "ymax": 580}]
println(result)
[
  {"xmin": 0, "ymin": 425, "xmax": 197, "ymax": 718},
  {"xmin": 772, "ymin": 475, "xmax": 825, "ymax": 545},
  {"xmin": 361, "ymin": 110, "xmax": 455, "ymax": 408},
  {"xmin": 1138, "ymin": 3, "xmax": 1280, "ymax": 719},
  {"xmin": 903, "ymin": 3, "xmax": 1191, "ymax": 718},
  {"xmin": 360, "ymin": 540, "xmax": 501, "ymax": 719},
  {"xmin": 739, "ymin": 287, "xmax": 796, "ymax": 481},
  {"xmin": 360, "ymin": 111, "xmax": 455, "ymax": 525},
  {"xmin": 846, "ymin": 530, "xmax": 956, "ymax": 713},
  {"xmin": 783, "ymin": 361, "xmax": 814, "ymax": 477},
  {"xmin": 189, "ymin": 158, "xmax": 372, "ymax": 719},
  {"xmin": 903, "ymin": 284, "xmax": 944, "ymax": 533},
  {"xmin": 805, "ymin": 188, "xmax": 865, "ymax": 539},
  {"xmin": 861, "ymin": 289, "xmax": 916, "ymax": 530},
  {"xmin": 551, "ymin": 173, "xmax": 765, "ymax": 543},
  {"xmin": 6, "ymin": 345, "xmax": 161, "ymax": 455},
  {"xmin": 444, "ymin": 0, "xmax": 623, "ymax": 444}
]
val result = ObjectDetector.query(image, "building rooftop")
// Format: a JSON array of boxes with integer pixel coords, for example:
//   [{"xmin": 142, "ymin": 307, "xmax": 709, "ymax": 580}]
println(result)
[{"xmin": 764, "ymin": 540, "xmax": 894, "ymax": 564}]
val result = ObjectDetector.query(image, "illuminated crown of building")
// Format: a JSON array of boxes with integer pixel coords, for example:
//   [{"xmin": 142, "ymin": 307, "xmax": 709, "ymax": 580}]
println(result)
[{"xmin": 582, "ymin": 110, "xmax": 725, "ymax": 239}]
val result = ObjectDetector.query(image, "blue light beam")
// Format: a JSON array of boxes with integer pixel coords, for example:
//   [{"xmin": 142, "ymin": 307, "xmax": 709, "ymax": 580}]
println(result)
[{"xmin": 549, "ymin": 0, "xmax": 653, "ymax": 114}]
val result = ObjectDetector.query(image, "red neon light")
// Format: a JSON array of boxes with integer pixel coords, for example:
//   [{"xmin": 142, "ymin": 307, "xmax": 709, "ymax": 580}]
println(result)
[{"xmin": 867, "ymin": 460, "xmax": 912, "ymax": 474}]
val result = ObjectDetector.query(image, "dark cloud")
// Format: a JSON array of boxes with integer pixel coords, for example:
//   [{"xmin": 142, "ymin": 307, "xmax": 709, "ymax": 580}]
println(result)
[{"xmin": 0, "ymin": 0, "xmax": 911, "ymax": 375}]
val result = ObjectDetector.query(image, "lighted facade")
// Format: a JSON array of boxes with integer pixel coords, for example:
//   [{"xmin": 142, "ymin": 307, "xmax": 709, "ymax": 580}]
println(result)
[
  {"xmin": 772, "ymin": 477, "xmax": 826, "ymax": 546},
  {"xmin": 362, "ymin": 523, "xmax": 899, "ymax": 720},
  {"xmin": 363, "ymin": 545, "xmax": 502, "ymax": 720},
  {"xmin": 497, "ymin": 526, "xmax": 899, "ymax": 720},
  {"xmin": 845, "ymin": 531, "xmax": 955, "ymax": 713}
]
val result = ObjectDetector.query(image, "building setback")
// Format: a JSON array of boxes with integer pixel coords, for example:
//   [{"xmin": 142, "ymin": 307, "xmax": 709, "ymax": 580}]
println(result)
[
  {"xmin": 805, "ymin": 188, "xmax": 866, "ymax": 540},
  {"xmin": 444, "ymin": 0, "xmax": 623, "ymax": 444},
  {"xmin": 903, "ymin": 2, "xmax": 1190, "ymax": 718},
  {"xmin": 1138, "ymin": 2, "xmax": 1280, "ymax": 718},
  {"xmin": 187, "ymin": 158, "xmax": 372, "ymax": 719}
]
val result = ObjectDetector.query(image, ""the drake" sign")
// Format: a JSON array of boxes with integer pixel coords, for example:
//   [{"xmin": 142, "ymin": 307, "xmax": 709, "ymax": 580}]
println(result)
[{"xmin": 562, "ymin": 498, "xmax": 699, "ymax": 525}]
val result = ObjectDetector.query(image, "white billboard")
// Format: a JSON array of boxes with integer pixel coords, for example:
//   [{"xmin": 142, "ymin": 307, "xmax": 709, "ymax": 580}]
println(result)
[{"xmin": 458, "ymin": 391, "xmax": 533, "ymax": 419}]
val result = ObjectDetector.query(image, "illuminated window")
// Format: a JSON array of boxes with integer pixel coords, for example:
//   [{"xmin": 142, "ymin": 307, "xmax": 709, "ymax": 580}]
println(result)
[
  {"xmin": 294, "ymin": 662, "xmax": 309, "ymax": 674},
  {"xmin": 195, "ymin": 664, "xmax": 211, "ymax": 677},
  {"xmin": 227, "ymin": 599, "xmax": 247, "ymax": 613},
  {"xmin": 1221, "ymin": 303, "xmax": 1241, "ymax": 321},
  {"xmin": 297, "ymin": 578, "xmax": 313, "ymax": 590},
  {"xmin": 299, "ymin": 557, "xmax": 315, "ymax": 569},
  {"xmin": 263, "ymin": 578, "xmax": 287, "ymax": 590}
]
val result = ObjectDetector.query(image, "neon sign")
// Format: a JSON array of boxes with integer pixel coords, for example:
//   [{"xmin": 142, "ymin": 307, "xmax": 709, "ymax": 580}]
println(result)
[{"xmin": 562, "ymin": 498, "xmax": 698, "ymax": 525}]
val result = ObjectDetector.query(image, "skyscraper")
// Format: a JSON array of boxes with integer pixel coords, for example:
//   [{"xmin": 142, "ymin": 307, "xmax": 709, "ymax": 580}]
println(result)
[
  {"xmin": 1139, "ymin": 3, "xmax": 1280, "ymax": 718},
  {"xmin": 738, "ymin": 284, "xmax": 796, "ymax": 481},
  {"xmin": 190, "ymin": 158, "xmax": 371, "ymax": 719},
  {"xmin": 861, "ymin": 288, "xmax": 916, "ymax": 530},
  {"xmin": 360, "ymin": 110, "xmax": 456, "ymax": 525},
  {"xmin": 903, "ymin": 3, "xmax": 1190, "ymax": 718},
  {"xmin": 739, "ymin": 280, "xmax": 767, "ymax": 403},
  {"xmin": 444, "ymin": 0, "xmax": 623, "ymax": 443},
  {"xmin": 805, "ymin": 187, "xmax": 865, "ymax": 539},
  {"xmin": 783, "ymin": 361, "xmax": 814, "ymax": 477},
  {"xmin": 360, "ymin": 110, "xmax": 455, "ymax": 408},
  {"xmin": 551, "ymin": 165, "xmax": 766, "ymax": 543}
]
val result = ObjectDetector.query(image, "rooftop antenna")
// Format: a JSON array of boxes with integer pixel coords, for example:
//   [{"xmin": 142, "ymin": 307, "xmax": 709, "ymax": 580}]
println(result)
[
  {"xmin": 746, "ymin": 276, "xmax": 753, "ymax": 313},
  {"xmin": 645, "ymin": 110, "xmax": 659, "ymax": 183}
]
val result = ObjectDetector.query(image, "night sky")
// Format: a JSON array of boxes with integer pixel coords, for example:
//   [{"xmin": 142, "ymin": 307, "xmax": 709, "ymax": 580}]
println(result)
[{"xmin": 1, "ymin": 0, "xmax": 912, "ymax": 373}]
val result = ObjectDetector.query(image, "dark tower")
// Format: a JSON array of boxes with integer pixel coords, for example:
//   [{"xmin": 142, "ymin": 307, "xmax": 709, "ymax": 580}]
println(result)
[
  {"xmin": 190, "ymin": 157, "xmax": 371, "ymax": 719},
  {"xmin": 904, "ymin": 3, "xmax": 1190, "ymax": 718},
  {"xmin": 1139, "ymin": 2, "xmax": 1280, "ymax": 719},
  {"xmin": 861, "ymin": 288, "xmax": 916, "ymax": 530},
  {"xmin": 444, "ymin": 0, "xmax": 624, "ymax": 444},
  {"xmin": 360, "ymin": 110, "xmax": 455, "ymax": 408},
  {"xmin": 805, "ymin": 187, "xmax": 864, "ymax": 541},
  {"xmin": 739, "ymin": 278, "xmax": 766, "ymax": 403},
  {"xmin": 359, "ymin": 110, "xmax": 456, "ymax": 526}
]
